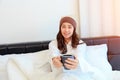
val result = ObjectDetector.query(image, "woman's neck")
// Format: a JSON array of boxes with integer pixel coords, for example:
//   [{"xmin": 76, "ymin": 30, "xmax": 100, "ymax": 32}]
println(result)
[{"xmin": 65, "ymin": 38, "xmax": 71, "ymax": 44}]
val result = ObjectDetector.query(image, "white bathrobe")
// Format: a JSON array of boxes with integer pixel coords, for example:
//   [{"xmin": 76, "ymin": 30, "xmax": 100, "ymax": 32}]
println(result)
[{"xmin": 48, "ymin": 40, "xmax": 108, "ymax": 80}]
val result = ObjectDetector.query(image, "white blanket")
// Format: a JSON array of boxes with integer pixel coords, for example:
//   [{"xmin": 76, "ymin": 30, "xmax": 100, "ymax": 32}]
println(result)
[
  {"xmin": 6, "ymin": 58, "xmax": 120, "ymax": 80},
  {"xmin": 26, "ymin": 71, "xmax": 120, "ymax": 80}
]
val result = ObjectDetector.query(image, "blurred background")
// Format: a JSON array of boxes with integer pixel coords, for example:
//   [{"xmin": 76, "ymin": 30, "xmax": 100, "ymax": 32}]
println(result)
[{"xmin": 0, "ymin": 0, "xmax": 120, "ymax": 44}]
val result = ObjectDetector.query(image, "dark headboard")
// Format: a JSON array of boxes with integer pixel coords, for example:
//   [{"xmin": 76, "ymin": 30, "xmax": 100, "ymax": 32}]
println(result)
[
  {"xmin": 0, "ymin": 41, "xmax": 50, "ymax": 55},
  {"xmin": 0, "ymin": 36, "xmax": 120, "ymax": 70}
]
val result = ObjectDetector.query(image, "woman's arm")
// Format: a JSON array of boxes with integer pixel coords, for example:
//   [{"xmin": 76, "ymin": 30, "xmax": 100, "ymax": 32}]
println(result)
[{"xmin": 48, "ymin": 40, "xmax": 63, "ymax": 71}]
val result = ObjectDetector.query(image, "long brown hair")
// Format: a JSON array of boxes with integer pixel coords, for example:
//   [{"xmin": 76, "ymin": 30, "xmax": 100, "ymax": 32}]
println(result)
[{"xmin": 57, "ymin": 16, "xmax": 80, "ymax": 54}]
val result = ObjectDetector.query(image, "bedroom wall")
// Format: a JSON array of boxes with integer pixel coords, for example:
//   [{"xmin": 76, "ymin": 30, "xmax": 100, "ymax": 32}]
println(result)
[{"xmin": 0, "ymin": 0, "xmax": 79, "ymax": 44}]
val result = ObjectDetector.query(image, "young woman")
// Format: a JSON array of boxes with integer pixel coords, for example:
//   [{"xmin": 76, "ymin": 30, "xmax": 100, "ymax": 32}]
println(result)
[{"xmin": 48, "ymin": 16, "xmax": 107, "ymax": 80}]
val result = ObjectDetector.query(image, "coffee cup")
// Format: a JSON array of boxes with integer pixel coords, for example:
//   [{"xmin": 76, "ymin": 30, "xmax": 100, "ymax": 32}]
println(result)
[{"xmin": 61, "ymin": 55, "xmax": 75, "ymax": 70}]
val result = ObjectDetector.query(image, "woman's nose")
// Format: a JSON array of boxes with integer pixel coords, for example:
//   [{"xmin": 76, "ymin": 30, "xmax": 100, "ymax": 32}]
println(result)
[{"xmin": 65, "ymin": 28, "xmax": 69, "ymax": 32}]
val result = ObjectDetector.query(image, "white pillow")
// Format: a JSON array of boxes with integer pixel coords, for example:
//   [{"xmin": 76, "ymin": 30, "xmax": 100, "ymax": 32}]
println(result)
[
  {"xmin": 0, "ymin": 55, "xmax": 12, "ymax": 72},
  {"xmin": 85, "ymin": 44, "xmax": 112, "ymax": 72},
  {"xmin": 26, "ymin": 50, "xmax": 51, "ymax": 74},
  {"xmin": 0, "ymin": 54, "xmax": 17, "ymax": 80},
  {"xmin": 0, "ymin": 53, "xmax": 34, "ymax": 80},
  {"xmin": 10, "ymin": 54, "xmax": 34, "ymax": 79},
  {"xmin": 7, "ymin": 59, "xmax": 28, "ymax": 80},
  {"xmin": 7, "ymin": 50, "xmax": 51, "ymax": 79}
]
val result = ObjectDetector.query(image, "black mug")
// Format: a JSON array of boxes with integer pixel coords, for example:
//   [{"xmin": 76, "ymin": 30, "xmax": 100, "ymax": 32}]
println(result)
[{"xmin": 61, "ymin": 55, "xmax": 75, "ymax": 70}]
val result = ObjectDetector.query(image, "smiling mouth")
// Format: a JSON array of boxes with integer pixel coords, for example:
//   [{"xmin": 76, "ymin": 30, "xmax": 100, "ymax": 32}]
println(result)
[{"xmin": 64, "ymin": 33, "xmax": 70, "ymax": 35}]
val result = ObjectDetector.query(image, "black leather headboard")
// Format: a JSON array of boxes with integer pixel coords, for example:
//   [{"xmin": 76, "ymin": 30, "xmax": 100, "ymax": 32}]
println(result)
[{"xmin": 0, "ymin": 41, "xmax": 50, "ymax": 55}]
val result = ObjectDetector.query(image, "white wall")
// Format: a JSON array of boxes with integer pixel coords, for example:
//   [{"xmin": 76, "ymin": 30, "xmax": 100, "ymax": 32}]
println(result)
[{"xmin": 0, "ymin": 0, "xmax": 79, "ymax": 44}]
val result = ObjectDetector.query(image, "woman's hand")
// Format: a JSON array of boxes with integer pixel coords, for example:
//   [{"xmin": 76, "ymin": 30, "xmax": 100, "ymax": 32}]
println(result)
[
  {"xmin": 64, "ymin": 56, "xmax": 79, "ymax": 69},
  {"xmin": 52, "ymin": 56, "xmax": 63, "ymax": 68}
]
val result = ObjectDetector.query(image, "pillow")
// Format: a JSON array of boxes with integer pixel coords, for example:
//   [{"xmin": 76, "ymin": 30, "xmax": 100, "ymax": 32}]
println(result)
[
  {"xmin": 0, "ymin": 54, "xmax": 16, "ymax": 80},
  {"xmin": 9, "ymin": 54, "xmax": 34, "ymax": 79},
  {"xmin": 7, "ymin": 58, "xmax": 54, "ymax": 80},
  {"xmin": 85, "ymin": 44, "xmax": 112, "ymax": 72},
  {"xmin": 7, "ymin": 59, "xmax": 28, "ymax": 80},
  {"xmin": 7, "ymin": 50, "xmax": 51, "ymax": 79},
  {"xmin": 26, "ymin": 50, "xmax": 51, "ymax": 74},
  {"xmin": 0, "ymin": 55, "xmax": 12, "ymax": 71}
]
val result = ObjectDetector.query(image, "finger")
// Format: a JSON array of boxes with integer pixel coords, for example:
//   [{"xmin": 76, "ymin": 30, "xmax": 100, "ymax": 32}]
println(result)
[
  {"xmin": 74, "ymin": 55, "xmax": 77, "ymax": 59},
  {"xmin": 66, "ymin": 58, "xmax": 77, "ymax": 63},
  {"xmin": 57, "ymin": 56, "xmax": 61, "ymax": 60},
  {"xmin": 66, "ymin": 59, "xmax": 79, "ymax": 67},
  {"xmin": 64, "ymin": 63, "xmax": 76, "ymax": 69},
  {"xmin": 73, "ymin": 55, "xmax": 78, "ymax": 59},
  {"xmin": 53, "ymin": 58, "xmax": 62, "ymax": 64},
  {"xmin": 65, "ymin": 59, "xmax": 74, "ymax": 64},
  {"xmin": 52, "ymin": 57, "xmax": 57, "ymax": 61},
  {"xmin": 52, "ymin": 57, "xmax": 58, "ymax": 63}
]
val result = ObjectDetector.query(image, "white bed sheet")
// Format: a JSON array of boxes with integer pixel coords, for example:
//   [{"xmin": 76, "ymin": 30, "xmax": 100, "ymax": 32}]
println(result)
[
  {"xmin": 29, "ymin": 70, "xmax": 120, "ymax": 80},
  {"xmin": 112, "ymin": 70, "xmax": 120, "ymax": 80},
  {"xmin": 1, "ymin": 72, "xmax": 120, "ymax": 80}
]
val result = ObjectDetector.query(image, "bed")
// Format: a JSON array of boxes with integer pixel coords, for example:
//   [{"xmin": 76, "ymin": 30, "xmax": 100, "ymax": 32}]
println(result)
[{"xmin": 0, "ymin": 36, "xmax": 120, "ymax": 80}]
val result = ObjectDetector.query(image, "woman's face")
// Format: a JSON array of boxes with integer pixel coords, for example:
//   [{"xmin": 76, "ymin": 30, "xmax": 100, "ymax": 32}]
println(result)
[{"xmin": 61, "ymin": 22, "xmax": 74, "ymax": 40}]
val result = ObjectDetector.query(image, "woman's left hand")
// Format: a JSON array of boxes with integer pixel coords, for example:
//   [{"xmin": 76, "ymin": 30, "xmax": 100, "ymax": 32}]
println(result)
[{"xmin": 64, "ymin": 56, "xmax": 79, "ymax": 69}]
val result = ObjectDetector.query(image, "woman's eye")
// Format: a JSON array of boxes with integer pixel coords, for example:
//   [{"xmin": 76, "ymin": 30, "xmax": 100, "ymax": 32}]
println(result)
[
  {"xmin": 68, "ymin": 25, "xmax": 72, "ymax": 29},
  {"xmin": 61, "ymin": 25, "xmax": 66, "ymax": 28}
]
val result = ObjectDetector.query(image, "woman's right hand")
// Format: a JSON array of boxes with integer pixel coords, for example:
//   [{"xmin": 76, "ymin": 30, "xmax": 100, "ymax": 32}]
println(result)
[{"xmin": 52, "ymin": 56, "xmax": 63, "ymax": 68}]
